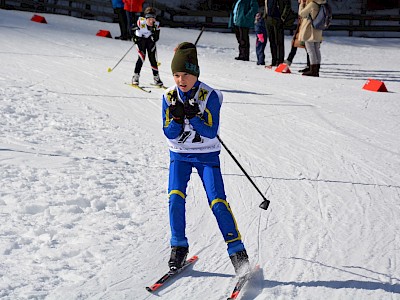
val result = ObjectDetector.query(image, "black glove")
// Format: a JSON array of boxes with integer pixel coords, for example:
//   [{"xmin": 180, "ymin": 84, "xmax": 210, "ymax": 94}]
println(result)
[
  {"xmin": 170, "ymin": 100, "xmax": 185, "ymax": 124},
  {"xmin": 184, "ymin": 99, "xmax": 201, "ymax": 119},
  {"xmin": 132, "ymin": 33, "xmax": 138, "ymax": 44}
]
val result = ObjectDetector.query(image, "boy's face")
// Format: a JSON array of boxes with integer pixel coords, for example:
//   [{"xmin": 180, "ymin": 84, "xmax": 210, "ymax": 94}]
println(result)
[
  {"xmin": 146, "ymin": 17, "xmax": 156, "ymax": 26},
  {"xmin": 173, "ymin": 72, "xmax": 197, "ymax": 93}
]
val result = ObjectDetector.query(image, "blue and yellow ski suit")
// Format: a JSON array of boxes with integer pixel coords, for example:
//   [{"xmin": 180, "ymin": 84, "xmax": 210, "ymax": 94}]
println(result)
[{"xmin": 162, "ymin": 80, "xmax": 246, "ymax": 256}]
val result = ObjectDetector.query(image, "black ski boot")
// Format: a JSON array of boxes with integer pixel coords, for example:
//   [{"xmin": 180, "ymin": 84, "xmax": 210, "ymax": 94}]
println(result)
[
  {"xmin": 230, "ymin": 250, "xmax": 250, "ymax": 277},
  {"xmin": 153, "ymin": 74, "xmax": 164, "ymax": 87},
  {"xmin": 168, "ymin": 246, "xmax": 189, "ymax": 271}
]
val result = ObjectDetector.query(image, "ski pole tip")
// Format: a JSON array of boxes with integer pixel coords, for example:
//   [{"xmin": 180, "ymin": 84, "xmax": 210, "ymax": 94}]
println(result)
[{"xmin": 107, "ymin": 68, "xmax": 112, "ymax": 72}]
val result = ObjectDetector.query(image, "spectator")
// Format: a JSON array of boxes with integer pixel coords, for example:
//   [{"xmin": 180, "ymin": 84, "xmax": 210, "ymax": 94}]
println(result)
[
  {"xmin": 254, "ymin": 12, "xmax": 268, "ymax": 65},
  {"xmin": 111, "ymin": 0, "xmax": 129, "ymax": 40},
  {"xmin": 298, "ymin": 0, "xmax": 326, "ymax": 76},
  {"xmin": 264, "ymin": 0, "xmax": 291, "ymax": 68},
  {"xmin": 283, "ymin": 0, "xmax": 310, "ymax": 71},
  {"xmin": 229, "ymin": 0, "xmax": 259, "ymax": 61},
  {"xmin": 123, "ymin": 0, "xmax": 145, "ymax": 39}
]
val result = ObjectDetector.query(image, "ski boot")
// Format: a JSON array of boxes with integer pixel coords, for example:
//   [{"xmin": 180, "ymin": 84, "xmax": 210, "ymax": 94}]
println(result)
[
  {"xmin": 132, "ymin": 73, "xmax": 140, "ymax": 85},
  {"xmin": 153, "ymin": 74, "xmax": 164, "ymax": 87},
  {"xmin": 229, "ymin": 250, "xmax": 250, "ymax": 277},
  {"xmin": 168, "ymin": 246, "xmax": 189, "ymax": 271}
]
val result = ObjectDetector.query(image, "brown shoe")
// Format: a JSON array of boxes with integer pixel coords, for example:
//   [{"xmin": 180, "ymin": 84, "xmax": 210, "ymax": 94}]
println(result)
[{"xmin": 302, "ymin": 64, "xmax": 319, "ymax": 77}]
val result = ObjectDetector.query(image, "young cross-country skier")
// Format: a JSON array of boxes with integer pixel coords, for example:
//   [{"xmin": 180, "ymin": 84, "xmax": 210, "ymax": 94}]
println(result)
[
  {"xmin": 131, "ymin": 6, "xmax": 163, "ymax": 86},
  {"xmin": 161, "ymin": 42, "xmax": 250, "ymax": 276}
]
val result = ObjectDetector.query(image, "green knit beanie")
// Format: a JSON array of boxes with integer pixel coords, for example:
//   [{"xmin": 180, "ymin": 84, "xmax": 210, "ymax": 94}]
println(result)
[{"xmin": 171, "ymin": 42, "xmax": 200, "ymax": 77}]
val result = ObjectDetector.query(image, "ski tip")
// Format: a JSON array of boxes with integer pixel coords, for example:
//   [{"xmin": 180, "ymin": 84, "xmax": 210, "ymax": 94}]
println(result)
[
  {"xmin": 146, "ymin": 283, "xmax": 161, "ymax": 293},
  {"xmin": 228, "ymin": 292, "xmax": 239, "ymax": 300},
  {"xmin": 188, "ymin": 255, "xmax": 199, "ymax": 262}
]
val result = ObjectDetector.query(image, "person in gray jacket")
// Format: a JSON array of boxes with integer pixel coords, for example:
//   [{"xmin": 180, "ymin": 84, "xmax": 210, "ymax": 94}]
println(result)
[{"xmin": 229, "ymin": 0, "xmax": 259, "ymax": 61}]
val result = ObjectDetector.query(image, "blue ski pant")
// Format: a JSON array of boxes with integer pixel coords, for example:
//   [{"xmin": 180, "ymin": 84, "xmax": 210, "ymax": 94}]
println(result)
[
  {"xmin": 256, "ymin": 39, "xmax": 267, "ymax": 65},
  {"xmin": 168, "ymin": 158, "xmax": 245, "ymax": 256}
]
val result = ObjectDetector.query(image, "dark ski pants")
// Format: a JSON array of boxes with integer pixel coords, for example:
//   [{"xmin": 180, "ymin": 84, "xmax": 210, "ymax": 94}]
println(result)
[
  {"xmin": 113, "ymin": 7, "xmax": 128, "ymax": 39},
  {"xmin": 234, "ymin": 26, "xmax": 250, "ymax": 60},
  {"xmin": 266, "ymin": 17, "xmax": 285, "ymax": 66},
  {"xmin": 126, "ymin": 11, "xmax": 141, "ymax": 38},
  {"xmin": 134, "ymin": 38, "xmax": 159, "ymax": 76},
  {"xmin": 287, "ymin": 45, "xmax": 310, "ymax": 67},
  {"xmin": 286, "ymin": 44, "xmax": 297, "ymax": 63},
  {"xmin": 168, "ymin": 158, "xmax": 245, "ymax": 256}
]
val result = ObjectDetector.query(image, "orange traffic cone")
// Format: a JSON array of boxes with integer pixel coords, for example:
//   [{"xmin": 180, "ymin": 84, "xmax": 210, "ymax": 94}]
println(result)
[
  {"xmin": 275, "ymin": 63, "xmax": 291, "ymax": 74},
  {"xmin": 96, "ymin": 30, "xmax": 112, "ymax": 38},
  {"xmin": 31, "ymin": 14, "xmax": 47, "ymax": 24},
  {"xmin": 362, "ymin": 79, "xmax": 388, "ymax": 92}
]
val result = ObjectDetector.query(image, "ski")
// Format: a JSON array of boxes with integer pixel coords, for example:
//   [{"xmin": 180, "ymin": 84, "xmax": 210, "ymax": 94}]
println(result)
[
  {"xmin": 145, "ymin": 255, "xmax": 199, "ymax": 293},
  {"xmin": 150, "ymin": 83, "xmax": 168, "ymax": 90},
  {"xmin": 227, "ymin": 265, "xmax": 260, "ymax": 300},
  {"xmin": 124, "ymin": 83, "xmax": 151, "ymax": 93}
]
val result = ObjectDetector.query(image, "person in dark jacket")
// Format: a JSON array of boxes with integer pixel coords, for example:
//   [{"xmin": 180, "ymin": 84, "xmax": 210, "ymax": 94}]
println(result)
[
  {"xmin": 264, "ymin": 0, "xmax": 291, "ymax": 67},
  {"xmin": 254, "ymin": 12, "xmax": 268, "ymax": 65},
  {"xmin": 229, "ymin": 0, "xmax": 259, "ymax": 61},
  {"xmin": 111, "ymin": 0, "xmax": 129, "ymax": 40}
]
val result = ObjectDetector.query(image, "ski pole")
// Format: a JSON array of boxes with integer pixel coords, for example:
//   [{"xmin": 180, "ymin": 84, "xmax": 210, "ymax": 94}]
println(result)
[
  {"xmin": 194, "ymin": 26, "xmax": 205, "ymax": 46},
  {"xmin": 217, "ymin": 135, "xmax": 270, "ymax": 210},
  {"xmin": 107, "ymin": 43, "xmax": 135, "ymax": 72},
  {"xmin": 155, "ymin": 48, "xmax": 161, "ymax": 66}
]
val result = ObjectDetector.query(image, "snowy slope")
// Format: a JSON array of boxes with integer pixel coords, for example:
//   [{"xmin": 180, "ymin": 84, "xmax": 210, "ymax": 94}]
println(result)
[{"xmin": 1, "ymin": 9, "xmax": 400, "ymax": 300}]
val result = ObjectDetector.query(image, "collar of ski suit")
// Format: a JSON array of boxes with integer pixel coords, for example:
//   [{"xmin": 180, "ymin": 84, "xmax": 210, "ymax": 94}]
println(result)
[{"xmin": 177, "ymin": 81, "xmax": 200, "ymax": 101}]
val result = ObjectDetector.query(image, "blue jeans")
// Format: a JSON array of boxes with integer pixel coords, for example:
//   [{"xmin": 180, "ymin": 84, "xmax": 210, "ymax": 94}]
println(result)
[{"xmin": 168, "ymin": 158, "xmax": 245, "ymax": 256}]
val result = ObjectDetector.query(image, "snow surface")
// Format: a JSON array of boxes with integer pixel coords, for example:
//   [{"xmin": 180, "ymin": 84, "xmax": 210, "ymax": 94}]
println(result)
[{"xmin": 1, "ymin": 9, "xmax": 400, "ymax": 300}]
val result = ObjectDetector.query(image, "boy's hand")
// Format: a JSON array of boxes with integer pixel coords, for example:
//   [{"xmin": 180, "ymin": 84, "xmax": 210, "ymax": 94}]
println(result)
[
  {"xmin": 170, "ymin": 100, "xmax": 185, "ymax": 124},
  {"xmin": 132, "ymin": 33, "xmax": 138, "ymax": 44},
  {"xmin": 184, "ymin": 99, "xmax": 200, "ymax": 119}
]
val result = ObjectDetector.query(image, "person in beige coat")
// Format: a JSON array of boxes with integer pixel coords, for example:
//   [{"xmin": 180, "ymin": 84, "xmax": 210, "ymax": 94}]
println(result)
[{"xmin": 298, "ymin": 0, "xmax": 326, "ymax": 76}]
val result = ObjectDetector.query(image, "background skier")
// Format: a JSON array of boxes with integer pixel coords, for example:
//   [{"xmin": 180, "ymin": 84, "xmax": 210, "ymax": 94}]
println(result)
[{"xmin": 131, "ymin": 6, "xmax": 163, "ymax": 86}]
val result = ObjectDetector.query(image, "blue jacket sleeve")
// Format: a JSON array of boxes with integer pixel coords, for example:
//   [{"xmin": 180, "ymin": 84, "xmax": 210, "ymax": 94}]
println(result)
[
  {"xmin": 162, "ymin": 94, "xmax": 183, "ymax": 139},
  {"xmin": 188, "ymin": 90, "xmax": 221, "ymax": 139}
]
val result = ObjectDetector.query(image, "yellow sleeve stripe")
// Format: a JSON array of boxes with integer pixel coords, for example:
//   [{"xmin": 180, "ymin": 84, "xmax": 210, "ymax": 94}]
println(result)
[
  {"xmin": 164, "ymin": 106, "xmax": 172, "ymax": 127},
  {"xmin": 203, "ymin": 107, "xmax": 212, "ymax": 127}
]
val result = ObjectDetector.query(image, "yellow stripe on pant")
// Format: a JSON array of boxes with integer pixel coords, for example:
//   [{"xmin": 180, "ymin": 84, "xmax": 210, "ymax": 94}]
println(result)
[
  {"xmin": 169, "ymin": 190, "xmax": 186, "ymax": 200},
  {"xmin": 210, "ymin": 198, "xmax": 242, "ymax": 243}
]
